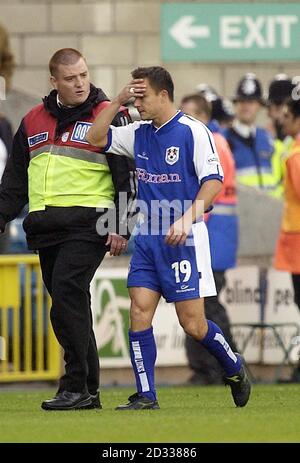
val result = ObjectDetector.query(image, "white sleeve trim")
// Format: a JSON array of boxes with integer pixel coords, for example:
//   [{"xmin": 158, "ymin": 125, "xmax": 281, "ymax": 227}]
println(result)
[{"xmin": 179, "ymin": 116, "xmax": 223, "ymax": 184}]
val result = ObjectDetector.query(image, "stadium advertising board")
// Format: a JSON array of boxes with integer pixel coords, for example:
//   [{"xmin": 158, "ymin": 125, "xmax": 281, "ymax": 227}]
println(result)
[
  {"xmin": 220, "ymin": 267, "xmax": 300, "ymax": 365},
  {"xmin": 91, "ymin": 268, "xmax": 187, "ymax": 367},
  {"xmin": 91, "ymin": 267, "xmax": 300, "ymax": 367}
]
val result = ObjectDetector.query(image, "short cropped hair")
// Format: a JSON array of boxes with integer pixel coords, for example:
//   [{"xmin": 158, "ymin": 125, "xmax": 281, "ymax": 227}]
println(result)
[
  {"xmin": 49, "ymin": 48, "xmax": 85, "ymax": 77},
  {"xmin": 180, "ymin": 94, "xmax": 212, "ymax": 119},
  {"xmin": 131, "ymin": 66, "xmax": 174, "ymax": 102},
  {"xmin": 286, "ymin": 97, "xmax": 300, "ymax": 119}
]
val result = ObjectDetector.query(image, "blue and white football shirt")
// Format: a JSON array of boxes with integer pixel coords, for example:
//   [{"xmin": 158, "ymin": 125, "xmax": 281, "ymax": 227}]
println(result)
[
  {"xmin": 104, "ymin": 111, "xmax": 223, "ymax": 232},
  {"xmin": 103, "ymin": 111, "xmax": 223, "ymax": 301}
]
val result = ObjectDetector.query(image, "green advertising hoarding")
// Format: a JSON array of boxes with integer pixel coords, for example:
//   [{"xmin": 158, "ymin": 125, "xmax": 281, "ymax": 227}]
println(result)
[{"xmin": 161, "ymin": 3, "xmax": 300, "ymax": 61}]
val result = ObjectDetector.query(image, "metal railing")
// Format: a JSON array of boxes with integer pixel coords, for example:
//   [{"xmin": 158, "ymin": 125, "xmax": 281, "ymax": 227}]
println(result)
[{"xmin": 0, "ymin": 255, "xmax": 60, "ymax": 382}]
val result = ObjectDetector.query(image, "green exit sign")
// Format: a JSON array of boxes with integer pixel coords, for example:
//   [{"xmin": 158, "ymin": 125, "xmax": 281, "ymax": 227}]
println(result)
[{"xmin": 161, "ymin": 3, "xmax": 300, "ymax": 61}]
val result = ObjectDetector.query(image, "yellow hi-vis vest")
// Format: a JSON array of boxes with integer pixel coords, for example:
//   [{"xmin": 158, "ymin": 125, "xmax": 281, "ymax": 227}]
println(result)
[
  {"xmin": 270, "ymin": 137, "xmax": 293, "ymax": 199},
  {"xmin": 24, "ymin": 104, "xmax": 115, "ymax": 213}
]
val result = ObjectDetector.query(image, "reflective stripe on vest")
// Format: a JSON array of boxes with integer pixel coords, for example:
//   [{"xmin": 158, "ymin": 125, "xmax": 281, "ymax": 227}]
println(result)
[
  {"xmin": 28, "ymin": 148, "xmax": 114, "ymax": 212},
  {"xmin": 210, "ymin": 204, "xmax": 237, "ymax": 215},
  {"xmin": 236, "ymin": 165, "xmax": 278, "ymax": 194},
  {"xmin": 29, "ymin": 144, "xmax": 108, "ymax": 165}
]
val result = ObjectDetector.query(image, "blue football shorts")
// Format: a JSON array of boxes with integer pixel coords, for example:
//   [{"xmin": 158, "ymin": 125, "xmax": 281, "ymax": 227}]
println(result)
[{"xmin": 127, "ymin": 221, "xmax": 216, "ymax": 303}]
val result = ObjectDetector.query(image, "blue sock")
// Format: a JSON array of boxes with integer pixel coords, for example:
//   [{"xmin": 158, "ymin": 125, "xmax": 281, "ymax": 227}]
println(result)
[
  {"xmin": 201, "ymin": 320, "xmax": 242, "ymax": 376},
  {"xmin": 129, "ymin": 326, "xmax": 157, "ymax": 401}
]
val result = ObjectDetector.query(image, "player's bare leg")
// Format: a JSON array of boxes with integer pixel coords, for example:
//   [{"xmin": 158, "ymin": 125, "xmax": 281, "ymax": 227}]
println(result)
[{"xmin": 129, "ymin": 287, "xmax": 160, "ymax": 331}]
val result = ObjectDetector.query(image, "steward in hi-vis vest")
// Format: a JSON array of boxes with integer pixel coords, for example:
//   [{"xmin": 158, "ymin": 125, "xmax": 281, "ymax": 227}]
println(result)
[{"xmin": 0, "ymin": 48, "xmax": 137, "ymax": 411}]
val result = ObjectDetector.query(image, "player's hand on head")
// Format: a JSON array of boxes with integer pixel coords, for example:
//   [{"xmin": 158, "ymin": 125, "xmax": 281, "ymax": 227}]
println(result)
[
  {"xmin": 106, "ymin": 233, "xmax": 128, "ymax": 256},
  {"xmin": 116, "ymin": 79, "xmax": 146, "ymax": 105}
]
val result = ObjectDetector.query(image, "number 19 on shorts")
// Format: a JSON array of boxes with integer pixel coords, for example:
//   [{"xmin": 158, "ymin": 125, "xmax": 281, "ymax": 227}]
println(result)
[{"xmin": 171, "ymin": 260, "xmax": 191, "ymax": 283}]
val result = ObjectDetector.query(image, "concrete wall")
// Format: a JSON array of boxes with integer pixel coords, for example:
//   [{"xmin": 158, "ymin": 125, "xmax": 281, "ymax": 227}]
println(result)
[{"xmin": 1, "ymin": 0, "xmax": 300, "ymax": 103}]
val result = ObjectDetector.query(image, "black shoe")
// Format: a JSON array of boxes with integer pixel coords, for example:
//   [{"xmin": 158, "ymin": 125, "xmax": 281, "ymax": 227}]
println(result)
[
  {"xmin": 115, "ymin": 392, "xmax": 160, "ymax": 410},
  {"xmin": 224, "ymin": 355, "xmax": 251, "ymax": 407},
  {"xmin": 81, "ymin": 392, "xmax": 102, "ymax": 409},
  {"xmin": 41, "ymin": 391, "xmax": 92, "ymax": 411}
]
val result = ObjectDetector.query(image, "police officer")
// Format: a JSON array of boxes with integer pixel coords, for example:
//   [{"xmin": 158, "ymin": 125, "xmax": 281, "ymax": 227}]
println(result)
[
  {"xmin": 224, "ymin": 73, "xmax": 276, "ymax": 195},
  {"xmin": 0, "ymin": 48, "xmax": 136, "ymax": 410}
]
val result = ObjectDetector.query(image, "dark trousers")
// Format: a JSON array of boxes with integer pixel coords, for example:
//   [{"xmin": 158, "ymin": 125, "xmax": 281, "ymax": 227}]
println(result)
[
  {"xmin": 291, "ymin": 274, "xmax": 300, "ymax": 370},
  {"xmin": 185, "ymin": 271, "xmax": 238, "ymax": 384},
  {"xmin": 39, "ymin": 240, "xmax": 107, "ymax": 393},
  {"xmin": 0, "ymin": 224, "xmax": 10, "ymax": 253}
]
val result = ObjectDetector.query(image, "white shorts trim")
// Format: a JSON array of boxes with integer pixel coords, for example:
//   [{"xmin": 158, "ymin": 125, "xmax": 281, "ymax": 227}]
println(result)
[{"xmin": 191, "ymin": 221, "xmax": 216, "ymax": 297}]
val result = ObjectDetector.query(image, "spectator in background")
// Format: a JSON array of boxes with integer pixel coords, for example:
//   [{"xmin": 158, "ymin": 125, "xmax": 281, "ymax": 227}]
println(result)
[
  {"xmin": 266, "ymin": 74, "xmax": 297, "ymax": 198},
  {"xmin": 274, "ymin": 98, "xmax": 300, "ymax": 383},
  {"xmin": 180, "ymin": 94, "xmax": 238, "ymax": 384},
  {"xmin": 267, "ymin": 74, "xmax": 297, "ymax": 141},
  {"xmin": 0, "ymin": 22, "xmax": 15, "ymax": 92},
  {"xmin": 213, "ymin": 97, "xmax": 235, "ymax": 130},
  {"xmin": 196, "ymin": 83, "xmax": 235, "ymax": 131},
  {"xmin": 223, "ymin": 73, "xmax": 277, "ymax": 196},
  {"xmin": 0, "ymin": 22, "xmax": 14, "ymax": 253}
]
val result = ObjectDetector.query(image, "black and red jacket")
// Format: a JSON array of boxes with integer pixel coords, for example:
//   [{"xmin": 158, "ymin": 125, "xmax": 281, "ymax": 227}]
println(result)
[{"xmin": 0, "ymin": 85, "xmax": 137, "ymax": 249}]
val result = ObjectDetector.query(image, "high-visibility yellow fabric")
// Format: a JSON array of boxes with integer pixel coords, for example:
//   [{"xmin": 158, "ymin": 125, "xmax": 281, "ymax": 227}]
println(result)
[{"xmin": 28, "ymin": 151, "xmax": 114, "ymax": 212}]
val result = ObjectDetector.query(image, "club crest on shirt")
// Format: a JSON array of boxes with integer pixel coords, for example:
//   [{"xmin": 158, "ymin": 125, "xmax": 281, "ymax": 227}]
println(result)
[{"xmin": 165, "ymin": 146, "xmax": 179, "ymax": 165}]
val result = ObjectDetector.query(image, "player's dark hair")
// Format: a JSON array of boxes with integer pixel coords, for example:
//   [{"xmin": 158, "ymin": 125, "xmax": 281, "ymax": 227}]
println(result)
[
  {"xmin": 180, "ymin": 94, "xmax": 212, "ymax": 119},
  {"xmin": 49, "ymin": 48, "xmax": 86, "ymax": 77},
  {"xmin": 131, "ymin": 66, "xmax": 174, "ymax": 101},
  {"xmin": 286, "ymin": 97, "xmax": 300, "ymax": 119}
]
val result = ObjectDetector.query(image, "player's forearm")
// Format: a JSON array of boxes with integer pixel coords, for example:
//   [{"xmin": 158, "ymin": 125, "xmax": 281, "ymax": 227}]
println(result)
[
  {"xmin": 184, "ymin": 179, "xmax": 222, "ymax": 224},
  {"xmin": 86, "ymin": 98, "xmax": 122, "ymax": 147}
]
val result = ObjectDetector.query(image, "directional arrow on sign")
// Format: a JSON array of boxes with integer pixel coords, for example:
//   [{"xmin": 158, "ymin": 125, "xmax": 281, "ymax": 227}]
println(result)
[{"xmin": 169, "ymin": 15, "xmax": 210, "ymax": 48}]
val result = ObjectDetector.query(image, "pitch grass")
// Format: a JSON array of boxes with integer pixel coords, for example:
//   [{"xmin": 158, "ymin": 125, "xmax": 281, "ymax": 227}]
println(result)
[{"xmin": 0, "ymin": 384, "xmax": 300, "ymax": 443}]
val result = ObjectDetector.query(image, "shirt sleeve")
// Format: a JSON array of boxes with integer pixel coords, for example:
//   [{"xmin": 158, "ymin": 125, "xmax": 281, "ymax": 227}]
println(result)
[
  {"xmin": 191, "ymin": 122, "xmax": 224, "ymax": 186},
  {"xmin": 102, "ymin": 121, "xmax": 142, "ymax": 159},
  {"xmin": 0, "ymin": 138, "xmax": 7, "ymax": 180},
  {"xmin": 0, "ymin": 119, "xmax": 29, "ymax": 227}
]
